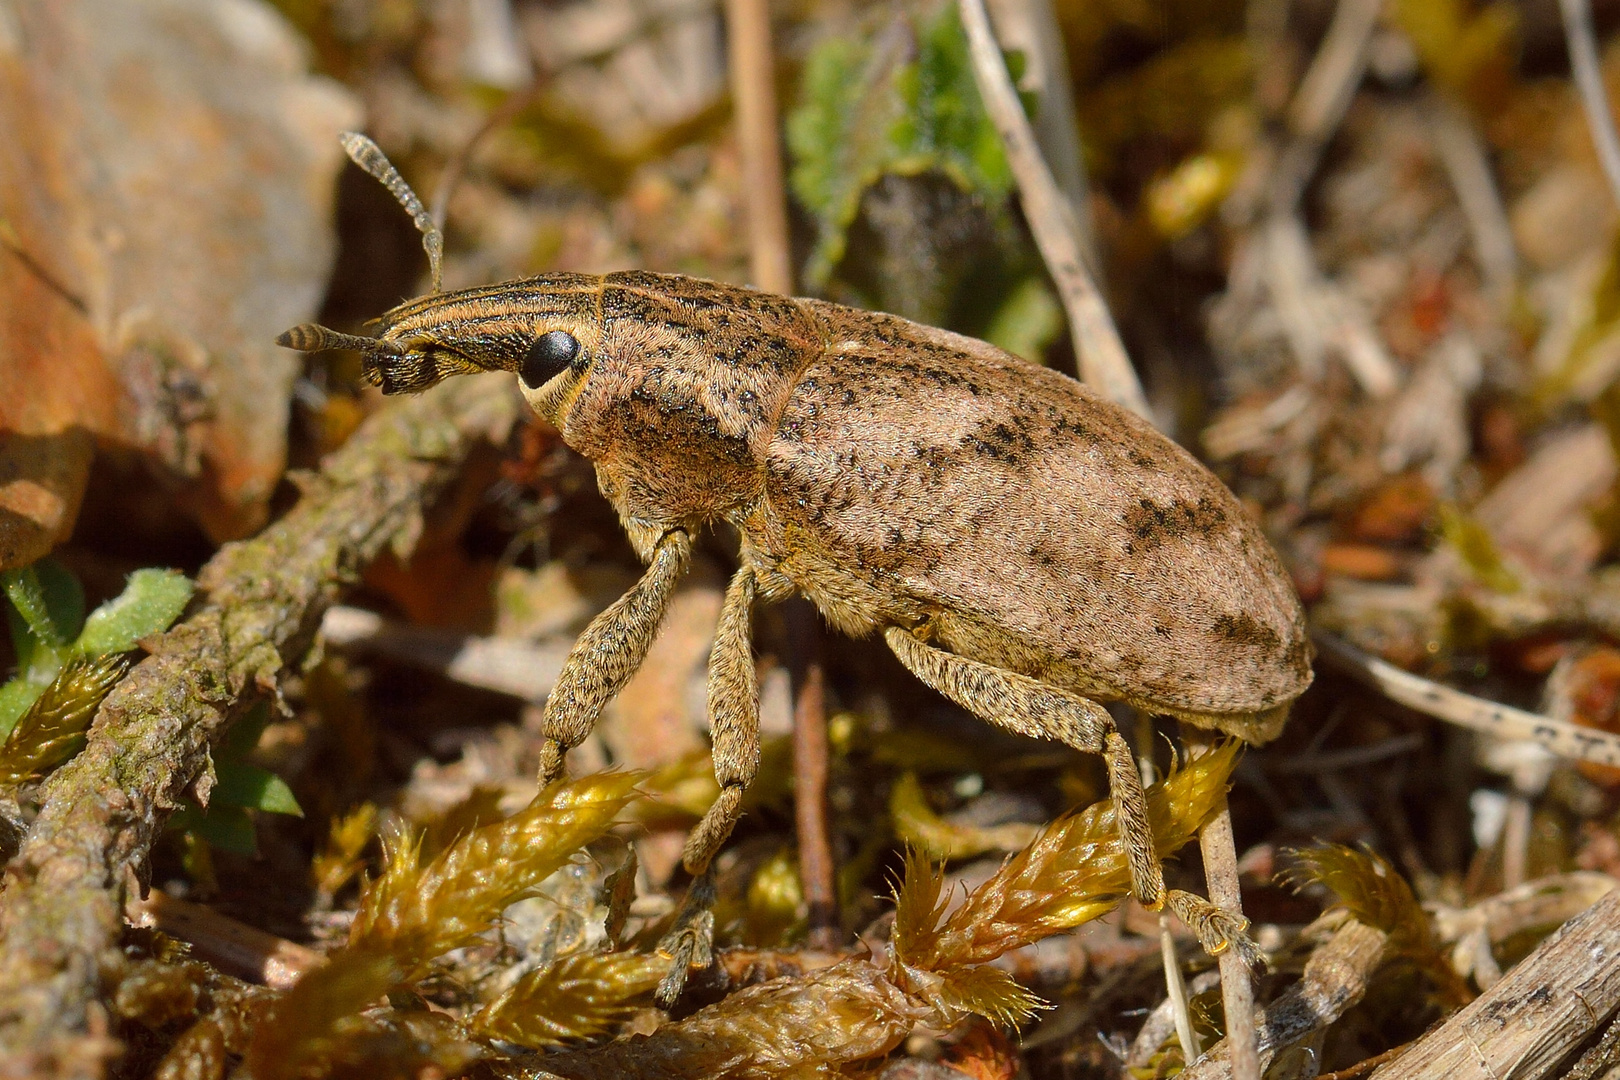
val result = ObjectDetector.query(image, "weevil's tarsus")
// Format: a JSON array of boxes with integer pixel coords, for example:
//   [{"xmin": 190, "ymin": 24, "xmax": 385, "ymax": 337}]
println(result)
[
  {"xmin": 640, "ymin": 565, "xmax": 766, "ymax": 1002},
  {"xmin": 339, "ymin": 131, "xmax": 444, "ymax": 292},
  {"xmin": 654, "ymin": 866, "xmax": 717, "ymax": 1008},
  {"xmin": 537, "ymin": 529, "xmax": 693, "ymax": 787}
]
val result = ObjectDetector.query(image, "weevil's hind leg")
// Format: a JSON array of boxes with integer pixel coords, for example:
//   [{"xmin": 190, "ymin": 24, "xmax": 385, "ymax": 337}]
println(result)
[
  {"xmin": 656, "ymin": 566, "xmax": 760, "ymax": 1006},
  {"xmin": 883, "ymin": 626, "xmax": 1257, "ymax": 964},
  {"xmin": 537, "ymin": 529, "xmax": 692, "ymax": 785}
]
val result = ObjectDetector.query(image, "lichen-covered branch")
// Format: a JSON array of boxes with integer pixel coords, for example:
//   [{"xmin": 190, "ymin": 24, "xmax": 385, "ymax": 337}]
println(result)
[{"xmin": 0, "ymin": 374, "xmax": 519, "ymax": 1080}]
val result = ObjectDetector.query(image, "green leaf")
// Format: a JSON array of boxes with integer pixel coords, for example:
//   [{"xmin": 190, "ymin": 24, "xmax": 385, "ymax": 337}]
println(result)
[
  {"xmin": 0, "ymin": 681, "xmax": 47, "ymax": 743},
  {"xmin": 787, "ymin": 3, "xmax": 1012, "ymax": 288},
  {"xmin": 73, "ymin": 568, "xmax": 192, "ymax": 658},
  {"xmin": 1438, "ymin": 503, "xmax": 1519, "ymax": 594},
  {"xmin": 4, "ymin": 559, "xmax": 84, "ymax": 671},
  {"xmin": 983, "ymin": 276, "xmax": 1063, "ymax": 363},
  {"xmin": 221, "ymin": 699, "xmax": 272, "ymax": 759},
  {"xmin": 213, "ymin": 759, "xmax": 303, "ymax": 817},
  {"xmin": 170, "ymin": 801, "xmax": 259, "ymax": 856}
]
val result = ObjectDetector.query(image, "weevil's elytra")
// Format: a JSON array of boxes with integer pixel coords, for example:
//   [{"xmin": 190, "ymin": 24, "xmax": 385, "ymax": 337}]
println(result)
[{"xmin": 283, "ymin": 264, "xmax": 1312, "ymax": 988}]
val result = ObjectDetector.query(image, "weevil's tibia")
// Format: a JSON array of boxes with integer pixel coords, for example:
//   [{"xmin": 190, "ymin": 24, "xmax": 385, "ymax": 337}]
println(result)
[
  {"xmin": 537, "ymin": 529, "xmax": 693, "ymax": 786},
  {"xmin": 883, "ymin": 626, "xmax": 1260, "ymax": 965},
  {"xmin": 684, "ymin": 564, "xmax": 760, "ymax": 877},
  {"xmin": 338, "ymin": 131, "xmax": 444, "ymax": 292}
]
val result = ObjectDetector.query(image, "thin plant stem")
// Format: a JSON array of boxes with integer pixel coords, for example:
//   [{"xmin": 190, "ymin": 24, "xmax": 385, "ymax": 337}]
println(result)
[
  {"xmin": 1560, "ymin": 0, "xmax": 1620, "ymax": 210},
  {"xmin": 956, "ymin": 0, "xmax": 1149, "ymax": 419}
]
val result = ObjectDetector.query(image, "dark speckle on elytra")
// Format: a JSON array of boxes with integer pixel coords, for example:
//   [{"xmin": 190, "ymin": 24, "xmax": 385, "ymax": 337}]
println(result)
[
  {"xmin": 1212, "ymin": 612, "xmax": 1281, "ymax": 650},
  {"xmin": 1122, "ymin": 496, "xmax": 1228, "ymax": 551}
]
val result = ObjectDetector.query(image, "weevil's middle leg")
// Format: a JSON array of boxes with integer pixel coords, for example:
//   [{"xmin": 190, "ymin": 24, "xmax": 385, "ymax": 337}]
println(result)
[
  {"xmin": 537, "ymin": 528, "xmax": 692, "ymax": 785},
  {"xmin": 883, "ymin": 625, "xmax": 1256, "ymax": 963},
  {"xmin": 656, "ymin": 565, "xmax": 760, "ymax": 1006},
  {"xmin": 684, "ymin": 564, "xmax": 760, "ymax": 876}
]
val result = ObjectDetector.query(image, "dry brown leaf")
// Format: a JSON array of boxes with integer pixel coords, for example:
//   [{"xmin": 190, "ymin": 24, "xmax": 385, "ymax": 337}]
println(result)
[{"xmin": 0, "ymin": 0, "xmax": 358, "ymax": 553}]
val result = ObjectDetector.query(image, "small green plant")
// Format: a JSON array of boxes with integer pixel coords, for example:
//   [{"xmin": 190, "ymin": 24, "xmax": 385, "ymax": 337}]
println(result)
[
  {"xmin": 167, "ymin": 701, "xmax": 304, "ymax": 857},
  {"xmin": 786, "ymin": 2, "xmax": 1015, "ymax": 288},
  {"xmin": 0, "ymin": 558, "xmax": 192, "ymax": 785}
]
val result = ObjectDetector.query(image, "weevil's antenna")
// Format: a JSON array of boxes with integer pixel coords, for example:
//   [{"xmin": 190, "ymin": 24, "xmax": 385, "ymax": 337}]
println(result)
[
  {"xmin": 339, "ymin": 131, "xmax": 444, "ymax": 292},
  {"xmin": 276, "ymin": 323, "xmax": 405, "ymax": 356}
]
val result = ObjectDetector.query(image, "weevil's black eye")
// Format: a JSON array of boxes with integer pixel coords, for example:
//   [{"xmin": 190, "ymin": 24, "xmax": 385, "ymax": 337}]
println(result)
[{"xmin": 522, "ymin": 330, "xmax": 580, "ymax": 388}]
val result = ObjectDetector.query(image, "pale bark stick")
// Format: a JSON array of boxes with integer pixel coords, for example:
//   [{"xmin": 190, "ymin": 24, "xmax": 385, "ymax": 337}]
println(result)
[
  {"xmin": 1198, "ymin": 784, "xmax": 1260, "ymax": 1080},
  {"xmin": 1313, "ymin": 629, "xmax": 1620, "ymax": 765},
  {"xmin": 1369, "ymin": 889, "xmax": 1620, "ymax": 1080},
  {"xmin": 957, "ymin": 0, "xmax": 1150, "ymax": 420}
]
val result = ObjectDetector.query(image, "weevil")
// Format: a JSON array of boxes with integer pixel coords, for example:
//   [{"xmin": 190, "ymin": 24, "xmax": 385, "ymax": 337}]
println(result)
[{"xmin": 281, "ymin": 136, "xmax": 1311, "ymax": 995}]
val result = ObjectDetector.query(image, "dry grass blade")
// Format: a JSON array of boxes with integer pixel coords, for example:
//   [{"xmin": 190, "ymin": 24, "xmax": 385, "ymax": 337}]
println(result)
[
  {"xmin": 471, "ymin": 950, "xmax": 668, "ymax": 1046},
  {"xmin": 0, "ymin": 654, "xmax": 133, "ymax": 786},
  {"xmin": 348, "ymin": 772, "xmax": 639, "ymax": 978},
  {"xmin": 955, "ymin": 0, "xmax": 1149, "ymax": 418},
  {"xmin": 889, "ymin": 770, "xmax": 1039, "ymax": 860}
]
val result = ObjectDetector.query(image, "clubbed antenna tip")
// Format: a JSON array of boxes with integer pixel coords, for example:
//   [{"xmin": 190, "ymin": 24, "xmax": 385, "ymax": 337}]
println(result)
[
  {"xmin": 276, "ymin": 323, "xmax": 402, "ymax": 356},
  {"xmin": 339, "ymin": 131, "xmax": 444, "ymax": 293}
]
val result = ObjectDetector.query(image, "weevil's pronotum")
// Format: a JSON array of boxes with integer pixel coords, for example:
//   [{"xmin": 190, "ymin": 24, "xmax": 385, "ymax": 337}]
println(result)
[{"xmin": 282, "ymin": 136, "xmax": 1312, "ymax": 992}]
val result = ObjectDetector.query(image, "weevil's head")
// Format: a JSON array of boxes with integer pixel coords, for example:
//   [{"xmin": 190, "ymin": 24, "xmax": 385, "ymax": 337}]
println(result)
[{"xmin": 276, "ymin": 272, "xmax": 606, "ymax": 426}]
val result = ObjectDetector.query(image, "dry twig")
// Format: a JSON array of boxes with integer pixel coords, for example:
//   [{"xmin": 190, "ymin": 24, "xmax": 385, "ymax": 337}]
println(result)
[
  {"xmin": 124, "ymin": 891, "xmax": 323, "ymax": 991},
  {"xmin": 1425, "ymin": 94, "xmax": 1518, "ymax": 302},
  {"xmin": 787, "ymin": 601, "xmax": 838, "ymax": 950},
  {"xmin": 983, "ymin": 0, "xmax": 1095, "ymax": 270},
  {"xmin": 0, "ymin": 375, "xmax": 520, "ymax": 1079},
  {"xmin": 1368, "ymin": 889, "xmax": 1620, "ymax": 1079},
  {"xmin": 319, "ymin": 605, "xmax": 569, "ymax": 701},
  {"xmin": 1313, "ymin": 630, "xmax": 1620, "ymax": 765},
  {"xmin": 1185, "ymin": 729, "xmax": 1259, "ymax": 1080},
  {"xmin": 956, "ymin": 0, "xmax": 1149, "ymax": 419}
]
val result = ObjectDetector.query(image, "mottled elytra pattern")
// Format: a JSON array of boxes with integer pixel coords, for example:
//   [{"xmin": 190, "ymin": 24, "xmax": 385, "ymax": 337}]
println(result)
[{"xmin": 279, "ymin": 267, "xmax": 1311, "ymax": 986}]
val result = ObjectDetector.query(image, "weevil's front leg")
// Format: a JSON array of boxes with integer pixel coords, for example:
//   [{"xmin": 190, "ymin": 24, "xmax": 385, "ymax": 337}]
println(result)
[
  {"xmin": 537, "ymin": 528, "xmax": 692, "ymax": 785},
  {"xmin": 656, "ymin": 565, "xmax": 760, "ymax": 1006},
  {"xmin": 883, "ymin": 626, "xmax": 1257, "ymax": 965}
]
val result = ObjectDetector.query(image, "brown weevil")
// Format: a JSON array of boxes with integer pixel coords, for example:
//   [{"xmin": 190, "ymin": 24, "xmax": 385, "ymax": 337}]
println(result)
[{"xmin": 281, "ymin": 136, "xmax": 1312, "ymax": 998}]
